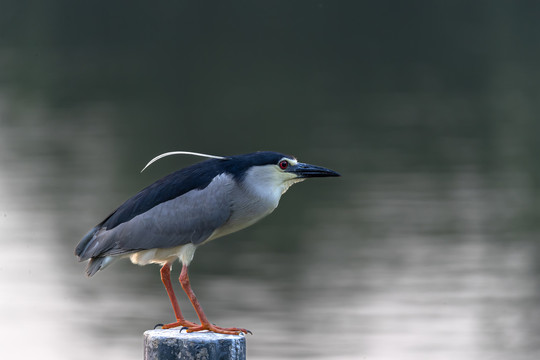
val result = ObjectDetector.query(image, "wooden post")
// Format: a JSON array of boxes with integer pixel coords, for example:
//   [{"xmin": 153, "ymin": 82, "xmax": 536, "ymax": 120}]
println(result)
[{"xmin": 144, "ymin": 329, "xmax": 246, "ymax": 360}]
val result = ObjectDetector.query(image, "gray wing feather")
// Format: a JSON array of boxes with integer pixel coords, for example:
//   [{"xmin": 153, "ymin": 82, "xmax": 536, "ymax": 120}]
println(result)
[{"xmin": 79, "ymin": 174, "xmax": 235, "ymax": 260}]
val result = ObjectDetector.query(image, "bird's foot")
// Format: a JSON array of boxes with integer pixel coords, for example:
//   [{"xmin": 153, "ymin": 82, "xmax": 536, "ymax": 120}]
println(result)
[
  {"xmin": 161, "ymin": 319, "xmax": 199, "ymax": 329},
  {"xmin": 185, "ymin": 323, "xmax": 251, "ymax": 335}
]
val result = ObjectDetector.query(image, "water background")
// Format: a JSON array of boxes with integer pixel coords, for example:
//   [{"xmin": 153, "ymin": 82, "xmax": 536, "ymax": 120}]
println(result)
[{"xmin": 1, "ymin": 2, "xmax": 540, "ymax": 359}]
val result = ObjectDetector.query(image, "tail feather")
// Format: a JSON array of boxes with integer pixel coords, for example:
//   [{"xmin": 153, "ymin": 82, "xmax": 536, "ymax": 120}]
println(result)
[
  {"xmin": 86, "ymin": 256, "xmax": 115, "ymax": 277},
  {"xmin": 75, "ymin": 225, "xmax": 101, "ymax": 260},
  {"xmin": 77, "ymin": 225, "xmax": 117, "ymax": 277}
]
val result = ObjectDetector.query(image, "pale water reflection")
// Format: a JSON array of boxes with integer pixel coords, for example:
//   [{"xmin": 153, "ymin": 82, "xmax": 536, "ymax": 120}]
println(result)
[{"xmin": 1, "ymin": 100, "xmax": 539, "ymax": 359}]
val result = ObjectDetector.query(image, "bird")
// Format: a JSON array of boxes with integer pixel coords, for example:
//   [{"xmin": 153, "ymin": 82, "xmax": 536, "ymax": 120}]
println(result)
[{"xmin": 75, "ymin": 150, "xmax": 340, "ymax": 335}]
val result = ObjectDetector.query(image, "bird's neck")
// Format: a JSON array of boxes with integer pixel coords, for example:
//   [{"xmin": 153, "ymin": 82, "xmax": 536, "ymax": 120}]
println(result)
[{"xmin": 240, "ymin": 165, "xmax": 295, "ymax": 207}]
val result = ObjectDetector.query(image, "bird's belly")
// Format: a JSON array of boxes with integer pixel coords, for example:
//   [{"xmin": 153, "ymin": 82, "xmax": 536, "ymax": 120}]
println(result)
[{"xmin": 129, "ymin": 243, "xmax": 197, "ymax": 266}]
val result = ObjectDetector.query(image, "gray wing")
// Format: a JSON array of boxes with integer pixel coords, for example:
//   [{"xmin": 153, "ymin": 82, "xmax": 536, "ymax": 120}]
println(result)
[{"xmin": 79, "ymin": 173, "xmax": 235, "ymax": 260}]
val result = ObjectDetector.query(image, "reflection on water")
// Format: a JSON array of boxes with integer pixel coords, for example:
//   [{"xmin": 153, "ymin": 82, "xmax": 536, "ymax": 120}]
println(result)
[{"xmin": 1, "ymin": 95, "xmax": 539, "ymax": 360}]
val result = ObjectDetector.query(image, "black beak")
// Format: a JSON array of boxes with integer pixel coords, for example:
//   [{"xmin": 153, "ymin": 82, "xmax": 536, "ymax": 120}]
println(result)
[{"xmin": 289, "ymin": 162, "xmax": 341, "ymax": 178}]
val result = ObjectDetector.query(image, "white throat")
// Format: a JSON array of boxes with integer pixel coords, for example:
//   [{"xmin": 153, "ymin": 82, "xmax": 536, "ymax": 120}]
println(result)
[{"xmin": 242, "ymin": 165, "xmax": 302, "ymax": 206}]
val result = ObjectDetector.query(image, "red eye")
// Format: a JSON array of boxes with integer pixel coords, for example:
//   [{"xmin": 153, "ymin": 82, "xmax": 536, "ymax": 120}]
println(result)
[{"xmin": 279, "ymin": 160, "xmax": 289, "ymax": 170}]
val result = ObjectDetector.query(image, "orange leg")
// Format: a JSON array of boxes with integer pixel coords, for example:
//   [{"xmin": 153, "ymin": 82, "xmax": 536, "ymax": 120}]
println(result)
[
  {"xmin": 179, "ymin": 264, "xmax": 250, "ymax": 335},
  {"xmin": 160, "ymin": 264, "xmax": 198, "ymax": 329}
]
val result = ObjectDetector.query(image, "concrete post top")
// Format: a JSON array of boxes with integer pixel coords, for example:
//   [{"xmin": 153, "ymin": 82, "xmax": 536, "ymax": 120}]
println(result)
[{"xmin": 144, "ymin": 328, "xmax": 246, "ymax": 341}]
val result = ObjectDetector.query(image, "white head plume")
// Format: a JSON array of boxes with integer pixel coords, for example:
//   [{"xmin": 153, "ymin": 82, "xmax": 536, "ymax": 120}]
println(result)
[{"xmin": 141, "ymin": 151, "xmax": 227, "ymax": 172}]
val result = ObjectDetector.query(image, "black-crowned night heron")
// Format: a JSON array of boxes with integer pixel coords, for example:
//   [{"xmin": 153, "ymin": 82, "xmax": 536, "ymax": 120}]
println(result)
[{"xmin": 75, "ymin": 151, "xmax": 339, "ymax": 334}]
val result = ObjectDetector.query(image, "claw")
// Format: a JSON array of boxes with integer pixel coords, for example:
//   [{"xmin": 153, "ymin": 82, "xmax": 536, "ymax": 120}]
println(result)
[{"xmin": 154, "ymin": 323, "xmax": 164, "ymax": 329}]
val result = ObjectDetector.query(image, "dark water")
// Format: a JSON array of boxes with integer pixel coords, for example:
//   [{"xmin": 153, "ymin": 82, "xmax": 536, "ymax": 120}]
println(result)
[{"xmin": 2, "ymin": 2, "xmax": 540, "ymax": 359}]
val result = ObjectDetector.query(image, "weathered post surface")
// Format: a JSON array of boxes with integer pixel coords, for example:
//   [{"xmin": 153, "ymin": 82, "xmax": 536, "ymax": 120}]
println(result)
[{"xmin": 144, "ymin": 329, "xmax": 246, "ymax": 360}]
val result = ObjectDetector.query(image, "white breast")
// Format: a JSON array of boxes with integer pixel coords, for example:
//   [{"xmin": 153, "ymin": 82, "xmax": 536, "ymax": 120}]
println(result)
[{"xmin": 208, "ymin": 165, "xmax": 292, "ymax": 240}]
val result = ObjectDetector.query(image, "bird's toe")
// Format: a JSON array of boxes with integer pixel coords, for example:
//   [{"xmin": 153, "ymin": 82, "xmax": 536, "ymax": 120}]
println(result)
[
  {"xmin": 185, "ymin": 323, "xmax": 251, "ymax": 335},
  {"xmin": 162, "ymin": 319, "xmax": 199, "ymax": 329}
]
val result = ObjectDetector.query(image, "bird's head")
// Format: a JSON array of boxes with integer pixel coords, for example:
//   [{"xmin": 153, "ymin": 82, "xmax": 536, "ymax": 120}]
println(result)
[
  {"xmin": 228, "ymin": 151, "xmax": 340, "ymax": 197},
  {"xmin": 141, "ymin": 150, "xmax": 340, "ymax": 197}
]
